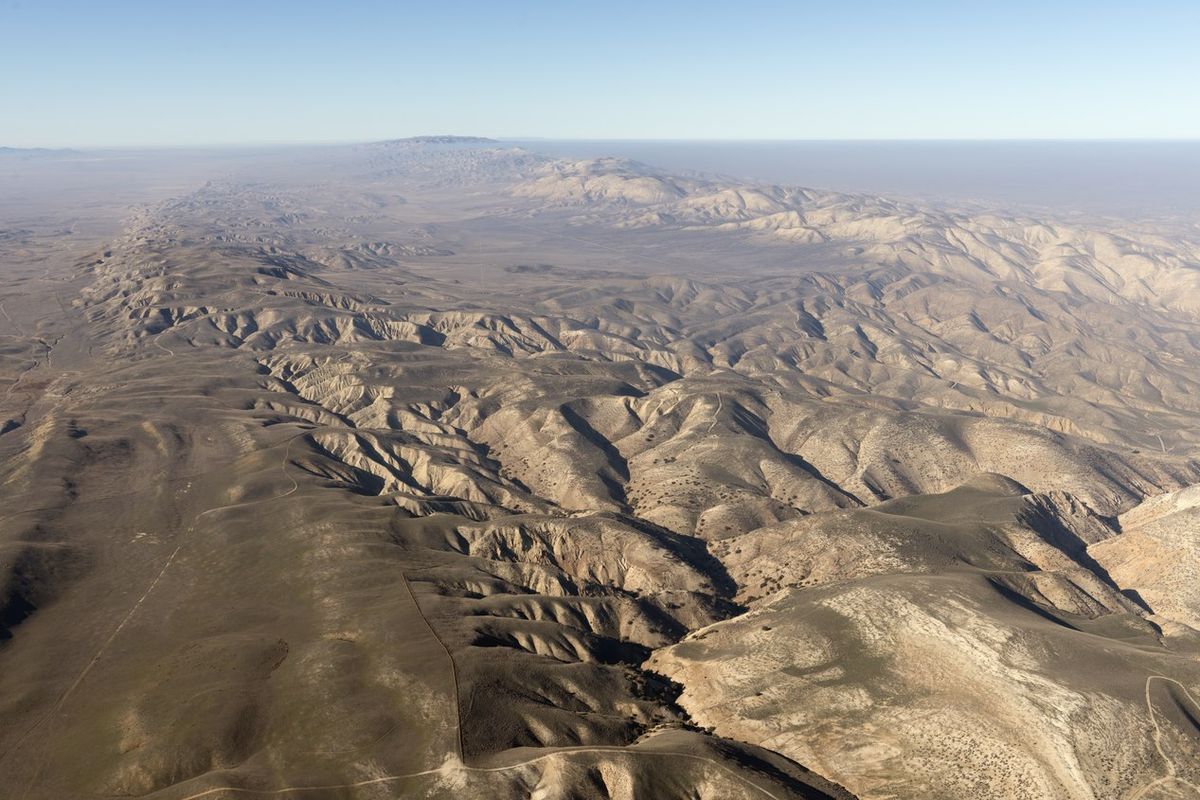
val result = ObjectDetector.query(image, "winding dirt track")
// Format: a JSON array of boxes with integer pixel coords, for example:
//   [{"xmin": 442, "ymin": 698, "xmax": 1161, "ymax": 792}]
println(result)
[
  {"xmin": 164, "ymin": 745, "xmax": 789, "ymax": 800},
  {"xmin": 1126, "ymin": 675, "xmax": 1200, "ymax": 800},
  {"xmin": 153, "ymin": 332, "xmax": 176, "ymax": 357}
]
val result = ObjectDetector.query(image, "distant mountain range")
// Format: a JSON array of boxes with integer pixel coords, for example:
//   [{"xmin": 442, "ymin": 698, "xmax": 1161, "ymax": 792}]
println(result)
[
  {"xmin": 0, "ymin": 146, "xmax": 80, "ymax": 158},
  {"xmin": 372, "ymin": 135, "xmax": 497, "ymax": 145}
]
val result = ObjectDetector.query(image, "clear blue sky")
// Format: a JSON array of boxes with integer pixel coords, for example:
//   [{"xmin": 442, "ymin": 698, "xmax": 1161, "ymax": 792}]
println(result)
[{"xmin": 2, "ymin": 0, "xmax": 1198, "ymax": 147}]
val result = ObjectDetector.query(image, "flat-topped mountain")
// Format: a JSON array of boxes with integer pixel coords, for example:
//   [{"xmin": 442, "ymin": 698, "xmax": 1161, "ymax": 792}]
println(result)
[{"xmin": 374, "ymin": 135, "xmax": 498, "ymax": 145}]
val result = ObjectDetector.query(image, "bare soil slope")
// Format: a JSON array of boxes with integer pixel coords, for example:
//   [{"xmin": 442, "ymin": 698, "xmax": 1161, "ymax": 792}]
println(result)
[{"xmin": 1, "ymin": 141, "xmax": 1198, "ymax": 799}]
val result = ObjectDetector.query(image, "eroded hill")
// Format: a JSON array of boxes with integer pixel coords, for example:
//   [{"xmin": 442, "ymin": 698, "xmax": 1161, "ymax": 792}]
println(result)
[{"xmin": 1, "ymin": 141, "xmax": 1199, "ymax": 800}]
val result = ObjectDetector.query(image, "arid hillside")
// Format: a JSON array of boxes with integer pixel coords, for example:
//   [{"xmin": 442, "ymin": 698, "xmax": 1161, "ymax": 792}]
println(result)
[{"xmin": 1, "ymin": 141, "xmax": 1198, "ymax": 800}]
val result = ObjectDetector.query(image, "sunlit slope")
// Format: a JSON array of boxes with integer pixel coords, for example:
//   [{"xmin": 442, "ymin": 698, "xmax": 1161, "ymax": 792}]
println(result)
[{"xmin": 1, "ymin": 141, "xmax": 1198, "ymax": 799}]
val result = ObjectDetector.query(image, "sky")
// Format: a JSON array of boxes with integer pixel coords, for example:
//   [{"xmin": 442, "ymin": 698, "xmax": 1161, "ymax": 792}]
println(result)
[{"xmin": 1, "ymin": 0, "xmax": 1198, "ymax": 147}]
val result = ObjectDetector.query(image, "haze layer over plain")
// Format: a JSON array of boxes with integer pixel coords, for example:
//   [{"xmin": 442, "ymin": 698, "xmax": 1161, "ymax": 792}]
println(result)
[{"xmin": 1, "ymin": 140, "xmax": 1199, "ymax": 800}]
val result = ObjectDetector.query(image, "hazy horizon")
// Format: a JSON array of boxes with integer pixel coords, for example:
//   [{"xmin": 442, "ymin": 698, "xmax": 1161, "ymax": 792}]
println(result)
[{"xmin": 9, "ymin": 137, "xmax": 1200, "ymax": 220}]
